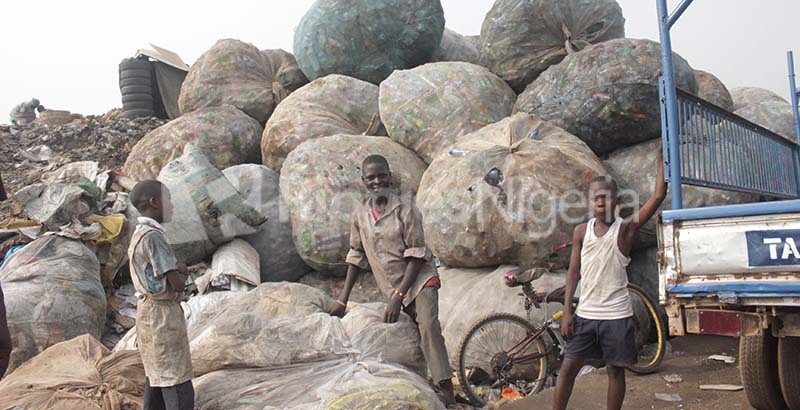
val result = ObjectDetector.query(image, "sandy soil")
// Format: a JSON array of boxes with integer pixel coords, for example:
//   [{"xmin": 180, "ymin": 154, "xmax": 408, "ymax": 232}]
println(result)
[{"xmin": 499, "ymin": 335, "xmax": 751, "ymax": 410}]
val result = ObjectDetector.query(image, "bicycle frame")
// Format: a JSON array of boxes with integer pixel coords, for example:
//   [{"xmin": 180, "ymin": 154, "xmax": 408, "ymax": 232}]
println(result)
[{"xmin": 505, "ymin": 283, "xmax": 568, "ymax": 366}]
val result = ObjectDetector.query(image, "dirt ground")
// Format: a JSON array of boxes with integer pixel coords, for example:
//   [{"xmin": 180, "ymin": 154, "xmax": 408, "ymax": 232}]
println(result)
[{"xmin": 500, "ymin": 335, "xmax": 751, "ymax": 410}]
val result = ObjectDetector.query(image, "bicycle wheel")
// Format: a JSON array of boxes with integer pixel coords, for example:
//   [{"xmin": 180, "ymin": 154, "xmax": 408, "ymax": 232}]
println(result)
[
  {"xmin": 626, "ymin": 284, "xmax": 667, "ymax": 374},
  {"xmin": 457, "ymin": 313, "xmax": 549, "ymax": 406}
]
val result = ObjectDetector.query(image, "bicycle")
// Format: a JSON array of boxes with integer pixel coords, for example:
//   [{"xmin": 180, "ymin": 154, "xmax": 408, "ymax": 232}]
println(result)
[{"xmin": 455, "ymin": 250, "xmax": 668, "ymax": 406}]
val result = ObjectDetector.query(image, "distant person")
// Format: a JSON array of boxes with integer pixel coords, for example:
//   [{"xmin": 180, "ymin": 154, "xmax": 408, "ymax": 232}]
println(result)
[
  {"xmin": 128, "ymin": 180, "xmax": 194, "ymax": 410},
  {"xmin": 0, "ymin": 173, "xmax": 6, "ymax": 202},
  {"xmin": 553, "ymin": 149, "xmax": 667, "ymax": 410},
  {"xmin": 0, "ymin": 282, "xmax": 11, "ymax": 380},
  {"xmin": 329, "ymin": 154, "xmax": 456, "ymax": 406},
  {"xmin": 9, "ymin": 98, "xmax": 45, "ymax": 126}
]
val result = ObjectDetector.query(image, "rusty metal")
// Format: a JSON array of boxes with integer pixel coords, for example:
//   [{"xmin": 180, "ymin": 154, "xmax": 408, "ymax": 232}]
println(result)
[
  {"xmin": 684, "ymin": 308, "xmax": 764, "ymax": 337},
  {"xmin": 666, "ymin": 301, "xmax": 686, "ymax": 336},
  {"xmin": 777, "ymin": 313, "xmax": 800, "ymax": 337},
  {"xmin": 686, "ymin": 309, "xmax": 700, "ymax": 334}
]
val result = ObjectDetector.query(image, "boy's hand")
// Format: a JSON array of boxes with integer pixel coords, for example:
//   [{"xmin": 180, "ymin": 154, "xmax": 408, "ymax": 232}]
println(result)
[
  {"xmin": 329, "ymin": 301, "xmax": 347, "ymax": 318},
  {"xmin": 562, "ymin": 313, "xmax": 575, "ymax": 338},
  {"xmin": 384, "ymin": 293, "xmax": 403, "ymax": 324}
]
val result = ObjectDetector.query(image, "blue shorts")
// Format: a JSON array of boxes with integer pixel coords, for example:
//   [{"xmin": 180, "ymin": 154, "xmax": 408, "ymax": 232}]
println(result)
[{"xmin": 564, "ymin": 315, "xmax": 637, "ymax": 367}]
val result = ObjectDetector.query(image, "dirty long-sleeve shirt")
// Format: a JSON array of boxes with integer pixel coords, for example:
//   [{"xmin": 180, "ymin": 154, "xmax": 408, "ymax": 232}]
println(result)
[
  {"xmin": 0, "ymin": 283, "xmax": 11, "ymax": 379},
  {"xmin": 346, "ymin": 193, "xmax": 438, "ymax": 306}
]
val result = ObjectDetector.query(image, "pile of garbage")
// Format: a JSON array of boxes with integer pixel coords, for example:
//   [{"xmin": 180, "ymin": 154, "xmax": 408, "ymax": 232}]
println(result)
[
  {"xmin": 0, "ymin": 112, "xmax": 166, "ymax": 219},
  {"xmin": 0, "ymin": 0, "xmax": 794, "ymax": 407}
]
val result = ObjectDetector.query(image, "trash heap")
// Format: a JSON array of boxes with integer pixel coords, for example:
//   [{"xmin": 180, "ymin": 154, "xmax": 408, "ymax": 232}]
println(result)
[
  {"xmin": 0, "ymin": 0, "xmax": 794, "ymax": 407},
  {"xmin": 0, "ymin": 112, "xmax": 165, "ymax": 215}
]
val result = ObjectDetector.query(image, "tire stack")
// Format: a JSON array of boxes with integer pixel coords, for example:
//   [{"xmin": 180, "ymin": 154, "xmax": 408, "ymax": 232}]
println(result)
[{"xmin": 119, "ymin": 58, "xmax": 156, "ymax": 118}]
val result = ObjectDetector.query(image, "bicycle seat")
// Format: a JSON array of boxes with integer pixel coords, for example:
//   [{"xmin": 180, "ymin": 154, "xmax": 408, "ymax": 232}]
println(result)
[{"xmin": 503, "ymin": 267, "xmax": 547, "ymax": 288}]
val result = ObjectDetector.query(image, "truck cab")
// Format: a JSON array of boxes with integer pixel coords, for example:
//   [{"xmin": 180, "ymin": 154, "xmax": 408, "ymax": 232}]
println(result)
[{"xmin": 654, "ymin": 1, "xmax": 800, "ymax": 408}]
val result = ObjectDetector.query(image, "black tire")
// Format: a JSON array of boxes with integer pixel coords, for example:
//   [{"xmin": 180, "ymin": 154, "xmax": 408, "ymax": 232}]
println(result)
[
  {"xmin": 119, "ymin": 69, "xmax": 151, "ymax": 81},
  {"xmin": 778, "ymin": 336, "xmax": 800, "ymax": 409},
  {"xmin": 119, "ymin": 77, "xmax": 151, "ymax": 88},
  {"xmin": 457, "ymin": 313, "xmax": 548, "ymax": 407},
  {"xmin": 123, "ymin": 101, "xmax": 155, "ymax": 111},
  {"xmin": 121, "ymin": 85, "xmax": 152, "ymax": 96},
  {"xmin": 119, "ymin": 58, "xmax": 152, "ymax": 71},
  {"xmin": 122, "ymin": 108, "xmax": 156, "ymax": 119},
  {"xmin": 626, "ymin": 284, "xmax": 668, "ymax": 375},
  {"xmin": 740, "ymin": 333, "xmax": 788, "ymax": 410},
  {"xmin": 122, "ymin": 93, "xmax": 154, "ymax": 104}
]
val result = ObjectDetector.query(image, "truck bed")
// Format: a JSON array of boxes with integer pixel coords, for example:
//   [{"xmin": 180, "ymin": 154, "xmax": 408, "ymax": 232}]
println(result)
[{"xmin": 659, "ymin": 200, "xmax": 800, "ymax": 307}]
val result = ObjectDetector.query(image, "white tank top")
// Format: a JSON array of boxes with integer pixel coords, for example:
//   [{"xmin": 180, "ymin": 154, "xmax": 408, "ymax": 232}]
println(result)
[{"xmin": 575, "ymin": 218, "xmax": 633, "ymax": 320}]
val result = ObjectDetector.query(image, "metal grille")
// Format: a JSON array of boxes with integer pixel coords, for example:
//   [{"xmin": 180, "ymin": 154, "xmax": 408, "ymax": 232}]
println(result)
[{"xmin": 661, "ymin": 85, "xmax": 800, "ymax": 198}]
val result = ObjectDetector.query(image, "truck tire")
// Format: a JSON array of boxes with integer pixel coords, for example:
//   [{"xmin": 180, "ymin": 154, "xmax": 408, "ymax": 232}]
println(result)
[
  {"xmin": 119, "ymin": 77, "xmax": 151, "ymax": 88},
  {"xmin": 121, "ymin": 85, "xmax": 152, "ymax": 95},
  {"xmin": 123, "ymin": 101, "xmax": 155, "ymax": 111},
  {"xmin": 779, "ymin": 336, "xmax": 800, "ymax": 409},
  {"xmin": 122, "ymin": 93, "xmax": 153, "ymax": 104},
  {"xmin": 119, "ymin": 58, "xmax": 152, "ymax": 72},
  {"xmin": 119, "ymin": 69, "xmax": 151, "ymax": 81},
  {"xmin": 122, "ymin": 108, "xmax": 156, "ymax": 119},
  {"xmin": 740, "ymin": 333, "xmax": 789, "ymax": 410}
]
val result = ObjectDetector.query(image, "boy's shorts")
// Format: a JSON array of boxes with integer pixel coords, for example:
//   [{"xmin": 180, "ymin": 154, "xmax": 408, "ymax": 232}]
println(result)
[{"xmin": 564, "ymin": 315, "xmax": 638, "ymax": 367}]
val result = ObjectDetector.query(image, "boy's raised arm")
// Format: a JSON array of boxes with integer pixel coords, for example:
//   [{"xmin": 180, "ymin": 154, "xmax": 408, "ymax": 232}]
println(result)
[{"xmin": 628, "ymin": 147, "xmax": 668, "ymax": 232}]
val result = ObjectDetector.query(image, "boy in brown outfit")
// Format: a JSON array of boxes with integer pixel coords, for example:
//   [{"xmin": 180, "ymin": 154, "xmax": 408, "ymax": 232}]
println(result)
[
  {"xmin": 128, "ymin": 180, "xmax": 194, "ymax": 410},
  {"xmin": 329, "ymin": 154, "xmax": 455, "ymax": 405}
]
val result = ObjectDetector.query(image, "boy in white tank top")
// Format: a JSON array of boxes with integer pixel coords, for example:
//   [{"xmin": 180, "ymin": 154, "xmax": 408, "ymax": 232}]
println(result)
[{"xmin": 553, "ymin": 148, "xmax": 667, "ymax": 410}]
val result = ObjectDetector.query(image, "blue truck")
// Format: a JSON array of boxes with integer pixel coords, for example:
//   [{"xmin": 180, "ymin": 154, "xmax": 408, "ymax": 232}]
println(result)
[{"xmin": 655, "ymin": 1, "xmax": 800, "ymax": 409}]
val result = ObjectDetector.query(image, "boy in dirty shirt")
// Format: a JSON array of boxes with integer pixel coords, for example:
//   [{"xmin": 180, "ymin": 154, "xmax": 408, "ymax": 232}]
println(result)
[
  {"xmin": 553, "ymin": 148, "xmax": 667, "ymax": 410},
  {"xmin": 128, "ymin": 180, "xmax": 193, "ymax": 410},
  {"xmin": 329, "ymin": 155, "xmax": 456, "ymax": 406}
]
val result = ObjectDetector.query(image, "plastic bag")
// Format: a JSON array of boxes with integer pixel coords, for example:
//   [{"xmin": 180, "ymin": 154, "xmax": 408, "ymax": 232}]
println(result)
[
  {"xmin": 0, "ymin": 335, "xmax": 145, "ymax": 410},
  {"xmin": 14, "ymin": 183, "xmax": 90, "ymax": 230},
  {"xmin": 514, "ymin": 38, "xmax": 698, "ymax": 154},
  {"xmin": 730, "ymin": 86, "xmax": 788, "ymax": 111},
  {"xmin": 430, "ymin": 28, "xmax": 482, "ymax": 66},
  {"xmin": 735, "ymin": 100, "xmax": 797, "ymax": 142},
  {"xmin": 193, "ymin": 359, "xmax": 445, "ymax": 410},
  {"xmin": 0, "ymin": 235, "xmax": 105, "ymax": 372},
  {"xmin": 205, "ymin": 238, "xmax": 261, "ymax": 291},
  {"xmin": 179, "ymin": 39, "xmax": 276, "ymax": 123},
  {"xmin": 379, "ymin": 62, "xmax": 516, "ymax": 163},
  {"xmin": 114, "ymin": 283, "xmax": 334, "ymax": 351},
  {"xmin": 158, "ymin": 144, "xmax": 267, "ymax": 264},
  {"xmin": 417, "ymin": 113, "xmax": 606, "ymax": 269},
  {"xmin": 480, "ymin": 0, "xmax": 625, "ymax": 92},
  {"xmin": 262, "ymin": 48, "xmax": 309, "ymax": 104},
  {"xmin": 189, "ymin": 312, "xmax": 356, "ymax": 376},
  {"xmin": 694, "ymin": 70, "xmax": 734, "ymax": 111},
  {"xmin": 341, "ymin": 303, "xmax": 426, "ymax": 375},
  {"xmin": 280, "ymin": 135, "xmax": 427, "ymax": 274},
  {"xmin": 223, "ymin": 164, "xmax": 311, "ymax": 282},
  {"xmin": 261, "ymin": 75, "xmax": 386, "ymax": 173},
  {"xmin": 123, "ymin": 105, "xmax": 263, "ymax": 181},
  {"xmin": 293, "ymin": 0, "xmax": 445, "ymax": 84}
]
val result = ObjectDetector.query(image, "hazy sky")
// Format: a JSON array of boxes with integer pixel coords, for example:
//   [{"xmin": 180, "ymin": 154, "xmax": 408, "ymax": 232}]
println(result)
[{"xmin": 1, "ymin": 0, "xmax": 797, "ymax": 119}]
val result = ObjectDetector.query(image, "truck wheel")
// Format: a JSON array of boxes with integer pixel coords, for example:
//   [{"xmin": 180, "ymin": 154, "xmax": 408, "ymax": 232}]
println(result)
[
  {"xmin": 779, "ymin": 336, "xmax": 800, "ymax": 409},
  {"xmin": 740, "ymin": 333, "xmax": 788, "ymax": 410}
]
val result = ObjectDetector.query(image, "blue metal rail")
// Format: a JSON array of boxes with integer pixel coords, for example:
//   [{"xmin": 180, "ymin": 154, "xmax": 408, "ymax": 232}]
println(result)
[
  {"xmin": 657, "ymin": 0, "xmax": 800, "ymax": 206},
  {"xmin": 673, "ymin": 90, "xmax": 800, "ymax": 198}
]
